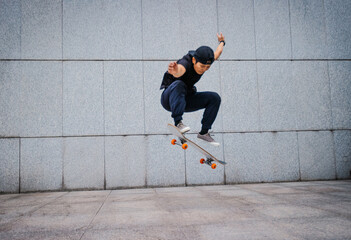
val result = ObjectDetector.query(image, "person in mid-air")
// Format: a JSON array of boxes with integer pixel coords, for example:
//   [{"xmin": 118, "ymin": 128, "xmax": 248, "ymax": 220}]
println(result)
[{"xmin": 160, "ymin": 33, "xmax": 225, "ymax": 146}]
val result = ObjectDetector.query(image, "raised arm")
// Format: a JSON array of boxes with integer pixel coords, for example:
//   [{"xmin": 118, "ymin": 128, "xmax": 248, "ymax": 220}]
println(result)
[
  {"xmin": 168, "ymin": 61, "xmax": 186, "ymax": 78},
  {"xmin": 214, "ymin": 33, "xmax": 225, "ymax": 61}
]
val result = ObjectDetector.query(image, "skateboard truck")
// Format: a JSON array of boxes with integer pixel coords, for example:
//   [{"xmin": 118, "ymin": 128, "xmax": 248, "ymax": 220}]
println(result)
[
  {"xmin": 171, "ymin": 138, "xmax": 188, "ymax": 150},
  {"xmin": 200, "ymin": 158, "xmax": 217, "ymax": 169}
]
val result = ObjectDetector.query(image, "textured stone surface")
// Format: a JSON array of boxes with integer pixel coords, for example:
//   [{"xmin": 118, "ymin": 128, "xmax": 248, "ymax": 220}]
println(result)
[
  {"xmin": 329, "ymin": 61, "xmax": 351, "ymax": 129},
  {"xmin": 0, "ymin": 138, "xmax": 19, "ymax": 193},
  {"xmin": 178, "ymin": 0, "xmax": 218, "ymax": 52},
  {"xmin": 218, "ymin": 0, "xmax": 256, "ymax": 59},
  {"xmin": 224, "ymin": 132, "xmax": 299, "ymax": 183},
  {"xmin": 104, "ymin": 61, "xmax": 144, "ymax": 135},
  {"xmin": 20, "ymin": 61, "xmax": 63, "ymax": 137},
  {"xmin": 0, "ymin": 0, "xmax": 21, "ymax": 59},
  {"xmin": 290, "ymin": 0, "xmax": 327, "ymax": 59},
  {"xmin": 21, "ymin": 0, "xmax": 62, "ymax": 59},
  {"xmin": 257, "ymin": 61, "xmax": 296, "ymax": 131},
  {"xmin": 63, "ymin": 0, "xmax": 105, "ymax": 59},
  {"xmin": 20, "ymin": 138, "xmax": 63, "ymax": 192},
  {"xmin": 105, "ymin": 136, "xmax": 146, "ymax": 188},
  {"xmin": 63, "ymin": 137, "xmax": 104, "ymax": 190},
  {"xmin": 63, "ymin": 0, "xmax": 142, "ymax": 59},
  {"xmin": 103, "ymin": 0, "xmax": 142, "ymax": 59},
  {"xmin": 0, "ymin": 61, "xmax": 21, "ymax": 137},
  {"xmin": 325, "ymin": 0, "xmax": 351, "ymax": 59},
  {"xmin": 261, "ymin": 132, "xmax": 300, "ymax": 182},
  {"xmin": 146, "ymin": 135, "xmax": 186, "ymax": 187},
  {"xmin": 254, "ymin": 0, "xmax": 292, "ymax": 59},
  {"xmin": 2, "ymin": 181, "xmax": 350, "ymax": 240},
  {"xmin": 63, "ymin": 61, "xmax": 104, "ymax": 136},
  {"xmin": 185, "ymin": 133, "xmax": 224, "ymax": 185},
  {"xmin": 333, "ymin": 130, "xmax": 351, "ymax": 179},
  {"xmin": 142, "ymin": 0, "xmax": 183, "ymax": 59},
  {"xmin": 220, "ymin": 61, "xmax": 260, "ymax": 132},
  {"xmin": 293, "ymin": 61, "xmax": 332, "ymax": 130},
  {"xmin": 298, "ymin": 131, "xmax": 336, "ymax": 180}
]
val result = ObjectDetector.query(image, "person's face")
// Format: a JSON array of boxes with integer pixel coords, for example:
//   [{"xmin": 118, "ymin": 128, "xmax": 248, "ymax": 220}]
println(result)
[{"xmin": 192, "ymin": 57, "xmax": 211, "ymax": 75}]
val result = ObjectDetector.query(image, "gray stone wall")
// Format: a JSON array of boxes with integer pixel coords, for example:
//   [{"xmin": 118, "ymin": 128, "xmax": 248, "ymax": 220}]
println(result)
[{"xmin": 1, "ymin": 0, "xmax": 350, "ymax": 193}]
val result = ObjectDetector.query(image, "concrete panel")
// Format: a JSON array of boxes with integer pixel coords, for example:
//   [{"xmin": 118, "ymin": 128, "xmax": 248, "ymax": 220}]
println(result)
[
  {"xmin": 105, "ymin": 136, "xmax": 146, "ymax": 188},
  {"xmin": 142, "ymin": 0, "xmax": 182, "ymax": 59},
  {"xmin": 325, "ymin": 0, "xmax": 351, "ymax": 59},
  {"xmin": 298, "ymin": 131, "xmax": 336, "ymax": 180},
  {"xmin": 220, "ymin": 61, "xmax": 259, "ymax": 132},
  {"xmin": 21, "ymin": 0, "xmax": 62, "ymax": 59},
  {"xmin": 186, "ymin": 61, "xmax": 222, "ymax": 133},
  {"xmin": 0, "ymin": 138, "xmax": 19, "ymax": 193},
  {"xmin": 144, "ymin": 62, "xmax": 174, "ymax": 134},
  {"xmin": 179, "ymin": 0, "xmax": 218, "ymax": 51},
  {"xmin": 261, "ymin": 132, "xmax": 300, "ymax": 182},
  {"xmin": 293, "ymin": 61, "xmax": 332, "ymax": 130},
  {"xmin": 334, "ymin": 130, "xmax": 351, "ymax": 179},
  {"xmin": 224, "ymin": 133, "xmax": 264, "ymax": 183},
  {"xmin": 254, "ymin": 0, "xmax": 292, "ymax": 59},
  {"xmin": 224, "ymin": 132, "xmax": 299, "ymax": 184},
  {"xmin": 329, "ymin": 61, "xmax": 351, "ymax": 129},
  {"xmin": 290, "ymin": 0, "xmax": 327, "ymax": 59},
  {"xmin": 0, "ymin": 0, "xmax": 21, "ymax": 59},
  {"xmin": 104, "ymin": 0, "xmax": 142, "ymax": 59},
  {"xmin": 63, "ymin": 0, "xmax": 142, "ymax": 59},
  {"xmin": 63, "ymin": 137, "xmax": 104, "ymax": 190},
  {"xmin": 104, "ymin": 61, "xmax": 144, "ymax": 135},
  {"xmin": 218, "ymin": 0, "xmax": 256, "ymax": 59},
  {"xmin": 257, "ymin": 61, "xmax": 297, "ymax": 131},
  {"xmin": 146, "ymin": 135, "xmax": 185, "ymax": 187},
  {"xmin": 20, "ymin": 61, "xmax": 62, "ymax": 137},
  {"xmin": 185, "ymin": 133, "xmax": 224, "ymax": 185},
  {"xmin": 63, "ymin": 61, "xmax": 104, "ymax": 136},
  {"xmin": 63, "ymin": 0, "xmax": 105, "ymax": 59},
  {"xmin": 0, "ymin": 61, "xmax": 21, "ymax": 137},
  {"xmin": 20, "ymin": 138, "xmax": 63, "ymax": 192}
]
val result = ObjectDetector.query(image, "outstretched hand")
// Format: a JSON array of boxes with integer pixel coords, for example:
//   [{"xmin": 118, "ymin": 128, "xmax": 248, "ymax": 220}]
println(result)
[
  {"xmin": 168, "ymin": 61, "xmax": 178, "ymax": 75},
  {"xmin": 217, "ymin": 33, "xmax": 225, "ymax": 42}
]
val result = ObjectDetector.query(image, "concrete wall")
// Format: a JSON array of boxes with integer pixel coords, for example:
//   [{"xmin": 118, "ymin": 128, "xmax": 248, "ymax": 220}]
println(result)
[{"xmin": 1, "ymin": 0, "xmax": 350, "ymax": 193}]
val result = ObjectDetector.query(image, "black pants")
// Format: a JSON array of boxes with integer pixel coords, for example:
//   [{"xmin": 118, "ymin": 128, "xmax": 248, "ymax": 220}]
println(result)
[{"xmin": 161, "ymin": 80, "xmax": 221, "ymax": 130}]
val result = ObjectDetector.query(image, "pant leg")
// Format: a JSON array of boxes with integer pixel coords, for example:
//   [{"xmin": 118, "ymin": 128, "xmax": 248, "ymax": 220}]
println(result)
[
  {"xmin": 185, "ymin": 91, "xmax": 221, "ymax": 130},
  {"xmin": 160, "ymin": 80, "xmax": 188, "ymax": 123}
]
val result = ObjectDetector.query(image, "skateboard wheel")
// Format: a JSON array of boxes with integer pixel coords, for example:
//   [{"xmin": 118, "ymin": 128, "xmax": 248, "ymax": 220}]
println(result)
[
  {"xmin": 211, "ymin": 163, "xmax": 217, "ymax": 169},
  {"xmin": 200, "ymin": 158, "xmax": 205, "ymax": 164},
  {"xmin": 182, "ymin": 143, "xmax": 188, "ymax": 150},
  {"xmin": 171, "ymin": 139, "xmax": 177, "ymax": 145}
]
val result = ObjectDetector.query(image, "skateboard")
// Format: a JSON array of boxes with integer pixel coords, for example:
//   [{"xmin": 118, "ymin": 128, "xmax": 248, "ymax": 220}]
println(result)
[{"xmin": 167, "ymin": 123, "xmax": 227, "ymax": 169}]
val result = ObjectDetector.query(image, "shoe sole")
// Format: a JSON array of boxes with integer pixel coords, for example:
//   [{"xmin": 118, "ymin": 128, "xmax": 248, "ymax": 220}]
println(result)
[
  {"xmin": 180, "ymin": 127, "xmax": 191, "ymax": 134},
  {"xmin": 197, "ymin": 136, "xmax": 220, "ymax": 147}
]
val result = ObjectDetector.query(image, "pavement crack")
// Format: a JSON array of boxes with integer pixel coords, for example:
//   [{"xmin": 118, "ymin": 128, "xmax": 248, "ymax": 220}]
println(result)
[{"xmin": 78, "ymin": 190, "xmax": 112, "ymax": 240}]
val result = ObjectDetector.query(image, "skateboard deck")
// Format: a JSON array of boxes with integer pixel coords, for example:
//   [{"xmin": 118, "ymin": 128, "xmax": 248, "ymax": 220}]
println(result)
[{"xmin": 167, "ymin": 123, "xmax": 227, "ymax": 169}]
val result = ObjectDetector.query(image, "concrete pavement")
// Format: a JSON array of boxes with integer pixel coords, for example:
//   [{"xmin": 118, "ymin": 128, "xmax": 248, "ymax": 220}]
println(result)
[{"xmin": 0, "ymin": 180, "xmax": 350, "ymax": 240}]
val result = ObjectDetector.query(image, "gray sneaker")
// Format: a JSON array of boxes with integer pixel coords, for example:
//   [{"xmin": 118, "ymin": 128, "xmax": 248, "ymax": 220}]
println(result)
[
  {"xmin": 197, "ymin": 132, "xmax": 220, "ymax": 146},
  {"xmin": 176, "ymin": 121, "xmax": 190, "ymax": 134}
]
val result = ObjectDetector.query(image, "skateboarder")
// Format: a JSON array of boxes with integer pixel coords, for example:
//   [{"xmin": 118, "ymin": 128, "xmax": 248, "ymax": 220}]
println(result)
[{"xmin": 160, "ymin": 33, "xmax": 225, "ymax": 146}]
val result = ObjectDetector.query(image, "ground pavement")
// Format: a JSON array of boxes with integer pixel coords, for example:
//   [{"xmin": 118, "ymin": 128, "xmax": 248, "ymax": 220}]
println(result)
[{"xmin": 0, "ymin": 180, "xmax": 350, "ymax": 240}]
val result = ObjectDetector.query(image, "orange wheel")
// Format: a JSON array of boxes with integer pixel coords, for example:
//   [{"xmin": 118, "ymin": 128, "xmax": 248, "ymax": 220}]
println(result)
[
  {"xmin": 211, "ymin": 163, "xmax": 217, "ymax": 169},
  {"xmin": 171, "ymin": 139, "xmax": 177, "ymax": 145},
  {"xmin": 182, "ymin": 143, "xmax": 188, "ymax": 150},
  {"xmin": 200, "ymin": 158, "xmax": 205, "ymax": 164}
]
